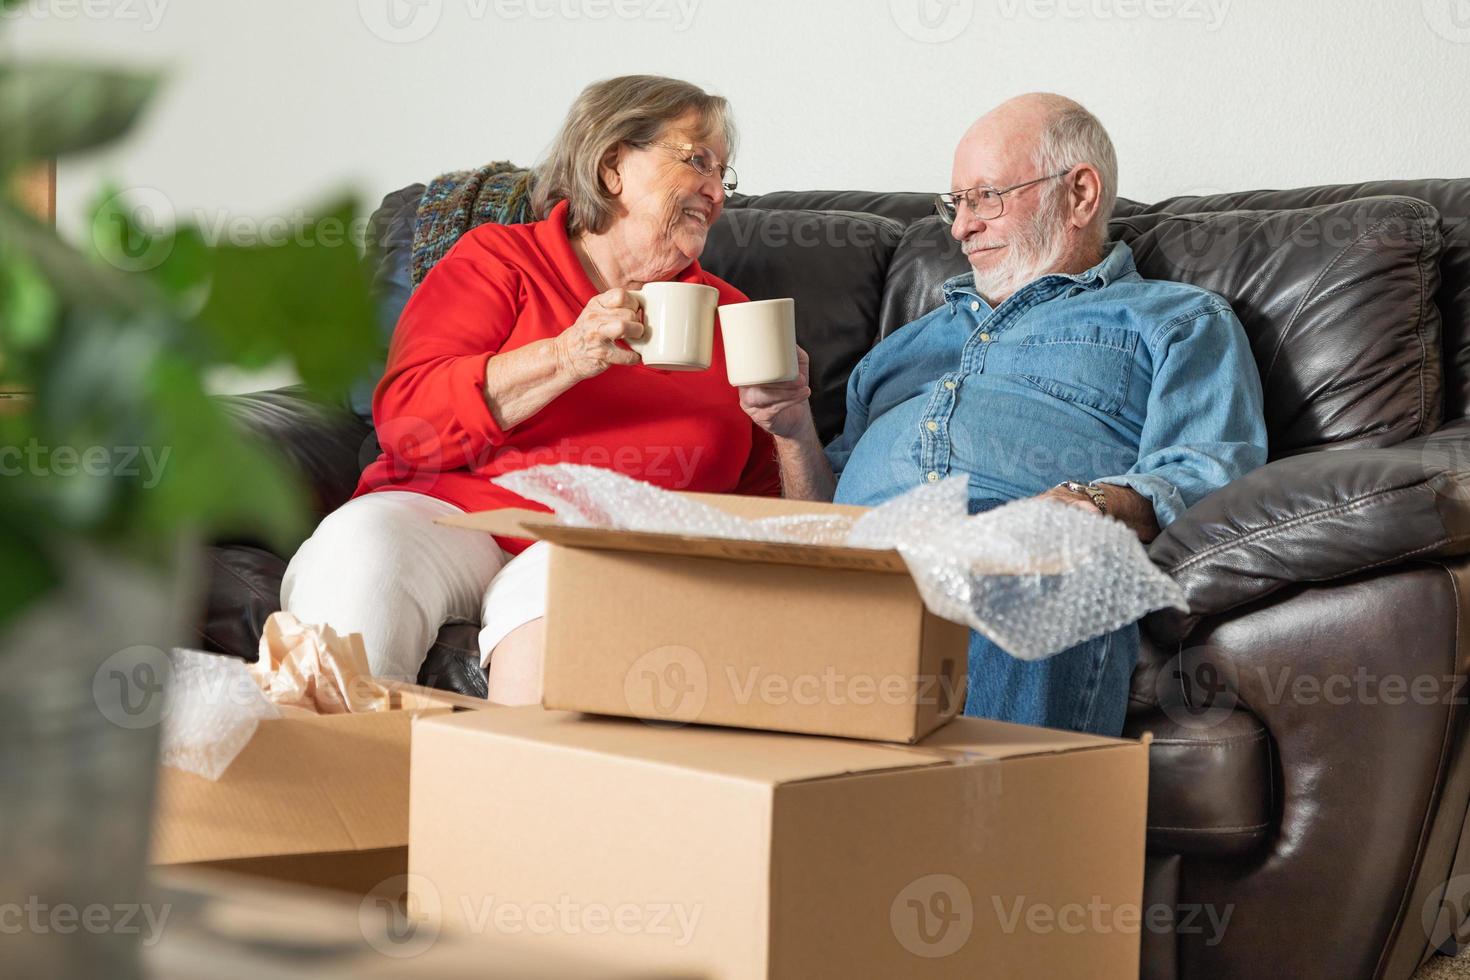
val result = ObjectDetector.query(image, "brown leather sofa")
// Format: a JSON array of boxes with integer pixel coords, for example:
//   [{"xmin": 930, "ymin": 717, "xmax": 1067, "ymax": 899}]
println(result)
[{"xmin": 199, "ymin": 177, "xmax": 1470, "ymax": 980}]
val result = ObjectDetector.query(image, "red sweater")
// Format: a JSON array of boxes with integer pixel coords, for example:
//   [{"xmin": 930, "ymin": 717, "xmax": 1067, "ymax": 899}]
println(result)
[{"xmin": 355, "ymin": 199, "xmax": 781, "ymax": 553}]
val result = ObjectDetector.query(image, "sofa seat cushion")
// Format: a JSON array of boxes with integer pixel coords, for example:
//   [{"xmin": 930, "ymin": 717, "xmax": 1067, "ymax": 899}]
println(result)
[{"xmin": 1125, "ymin": 706, "xmax": 1274, "ymax": 857}]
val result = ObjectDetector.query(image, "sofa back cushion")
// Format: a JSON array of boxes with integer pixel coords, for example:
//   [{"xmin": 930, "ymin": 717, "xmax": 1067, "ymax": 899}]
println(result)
[
  {"xmin": 699, "ymin": 208, "xmax": 905, "ymax": 442},
  {"xmin": 879, "ymin": 196, "xmax": 1446, "ymax": 458},
  {"xmin": 1117, "ymin": 180, "xmax": 1470, "ymax": 421}
]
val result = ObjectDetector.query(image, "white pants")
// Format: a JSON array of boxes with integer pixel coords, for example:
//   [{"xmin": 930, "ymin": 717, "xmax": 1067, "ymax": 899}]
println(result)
[{"xmin": 280, "ymin": 491, "xmax": 549, "ymax": 681}]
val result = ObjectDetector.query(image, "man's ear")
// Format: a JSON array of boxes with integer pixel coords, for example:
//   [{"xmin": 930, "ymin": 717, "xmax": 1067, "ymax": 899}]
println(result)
[
  {"xmin": 598, "ymin": 143, "xmax": 625, "ymax": 196},
  {"xmin": 1067, "ymin": 164, "xmax": 1103, "ymax": 231}
]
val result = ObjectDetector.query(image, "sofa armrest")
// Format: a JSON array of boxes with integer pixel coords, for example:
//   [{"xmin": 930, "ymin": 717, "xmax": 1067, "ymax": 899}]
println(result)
[
  {"xmin": 1145, "ymin": 419, "xmax": 1470, "ymax": 643},
  {"xmin": 216, "ymin": 386, "xmax": 373, "ymax": 524}
]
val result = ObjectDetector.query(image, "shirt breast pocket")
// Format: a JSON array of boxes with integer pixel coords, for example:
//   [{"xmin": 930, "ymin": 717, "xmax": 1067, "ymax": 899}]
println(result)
[{"xmin": 1012, "ymin": 325, "xmax": 1138, "ymax": 417}]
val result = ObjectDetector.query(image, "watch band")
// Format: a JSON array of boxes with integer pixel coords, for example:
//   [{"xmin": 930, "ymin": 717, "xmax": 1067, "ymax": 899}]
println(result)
[{"xmin": 1057, "ymin": 480, "xmax": 1108, "ymax": 516}]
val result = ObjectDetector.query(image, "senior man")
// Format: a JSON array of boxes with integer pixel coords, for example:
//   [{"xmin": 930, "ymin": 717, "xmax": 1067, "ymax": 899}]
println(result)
[{"xmin": 740, "ymin": 93, "xmax": 1267, "ymax": 736}]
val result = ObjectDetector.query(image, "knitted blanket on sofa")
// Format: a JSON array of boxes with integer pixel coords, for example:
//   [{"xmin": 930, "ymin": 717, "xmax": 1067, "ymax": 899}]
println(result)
[{"xmin": 411, "ymin": 161, "xmax": 536, "ymax": 286}]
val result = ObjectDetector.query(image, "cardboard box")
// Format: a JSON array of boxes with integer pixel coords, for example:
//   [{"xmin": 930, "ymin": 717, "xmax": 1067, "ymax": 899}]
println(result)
[
  {"xmin": 409, "ymin": 706, "xmax": 1150, "ymax": 980},
  {"xmin": 151, "ymin": 684, "xmax": 485, "ymax": 894},
  {"xmin": 442, "ymin": 492, "xmax": 971, "ymax": 743}
]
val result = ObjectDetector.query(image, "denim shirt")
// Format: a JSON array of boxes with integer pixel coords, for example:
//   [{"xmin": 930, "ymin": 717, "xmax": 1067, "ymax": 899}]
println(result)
[{"xmin": 827, "ymin": 242, "xmax": 1267, "ymax": 527}]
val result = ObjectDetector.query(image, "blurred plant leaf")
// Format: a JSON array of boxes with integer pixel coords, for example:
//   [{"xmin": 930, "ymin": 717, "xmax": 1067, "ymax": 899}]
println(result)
[
  {"xmin": 198, "ymin": 196, "xmax": 379, "ymax": 399},
  {"xmin": 129, "ymin": 353, "xmax": 309, "ymax": 557},
  {"xmin": 0, "ymin": 247, "xmax": 56, "ymax": 357},
  {"xmin": 0, "ymin": 63, "xmax": 160, "ymax": 172},
  {"xmin": 0, "ymin": 202, "xmax": 152, "ymax": 314},
  {"xmin": 0, "ymin": 517, "xmax": 58, "ymax": 627}
]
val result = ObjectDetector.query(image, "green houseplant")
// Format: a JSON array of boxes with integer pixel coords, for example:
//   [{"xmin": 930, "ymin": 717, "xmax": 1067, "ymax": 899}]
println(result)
[{"xmin": 0, "ymin": 21, "xmax": 381, "ymax": 978}]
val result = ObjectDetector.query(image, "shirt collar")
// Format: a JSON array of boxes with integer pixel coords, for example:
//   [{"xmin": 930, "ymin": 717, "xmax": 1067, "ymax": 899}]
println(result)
[{"xmin": 940, "ymin": 240, "xmax": 1137, "ymax": 301}]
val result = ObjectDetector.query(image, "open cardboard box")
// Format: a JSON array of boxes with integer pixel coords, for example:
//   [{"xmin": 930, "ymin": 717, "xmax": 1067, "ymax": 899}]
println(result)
[
  {"xmin": 410, "ymin": 706, "xmax": 1151, "ymax": 979},
  {"xmin": 151, "ymin": 682, "xmax": 488, "ymax": 895},
  {"xmin": 440, "ymin": 492, "xmax": 971, "ymax": 743}
]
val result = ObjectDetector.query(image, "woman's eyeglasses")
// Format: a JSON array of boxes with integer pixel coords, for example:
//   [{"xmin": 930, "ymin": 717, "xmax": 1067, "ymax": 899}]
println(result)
[{"xmin": 641, "ymin": 140, "xmax": 739, "ymax": 195}]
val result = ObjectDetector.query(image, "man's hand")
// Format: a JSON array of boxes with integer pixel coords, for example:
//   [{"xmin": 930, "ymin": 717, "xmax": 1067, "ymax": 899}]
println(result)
[
  {"xmin": 739, "ymin": 345, "xmax": 813, "ymax": 439},
  {"xmin": 1037, "ymin": 483, "xmax": 1161, "ymax": 543},
  {"xmin": 1038, "ymin": 485, "xmax": 1103, "ymax": 514}
]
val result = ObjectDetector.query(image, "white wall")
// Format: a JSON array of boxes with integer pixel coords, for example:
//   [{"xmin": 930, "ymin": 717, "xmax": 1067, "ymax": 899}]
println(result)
[{"xmin": 6, "ymin": 0, "xmax": 1468, "ymax": 256}]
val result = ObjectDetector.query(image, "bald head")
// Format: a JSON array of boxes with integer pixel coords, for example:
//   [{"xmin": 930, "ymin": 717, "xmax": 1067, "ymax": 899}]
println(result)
[
  {"xmin": 947, "ymin": 93, "xmax": 1118, "ymax": 303},
  {"xmin": 960, "ymin": 92, "xmax": 1087, "ymax": 154}
]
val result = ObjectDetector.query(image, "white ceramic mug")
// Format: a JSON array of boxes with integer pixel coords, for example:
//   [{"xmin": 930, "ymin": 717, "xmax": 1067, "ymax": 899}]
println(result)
[
  {"xmin": 718, "ymin": 297, "xmax": 799, "ymax": 386},
  {"xmin": 627, "ymin": 282, "xmax": 719, "ymax": 371}
]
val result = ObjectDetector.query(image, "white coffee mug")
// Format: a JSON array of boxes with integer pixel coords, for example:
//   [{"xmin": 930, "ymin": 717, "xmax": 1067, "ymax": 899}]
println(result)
[
  {"xmin": 627, "ymin": 282, "xmax": 718, "ymax": 371},
  {"xmin": 718, "ymin": 297, "xmax": 799, "ymax": 386}
]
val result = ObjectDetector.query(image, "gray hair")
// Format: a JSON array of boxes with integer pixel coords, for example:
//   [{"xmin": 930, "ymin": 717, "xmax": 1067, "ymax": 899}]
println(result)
[
  {"xmin": 1032, "ymin": 102, "xmax": 1118, "ymax": 244},
  {"xmin": 532, "ymin": 75, "xmax": 736, "ymax": 236}
]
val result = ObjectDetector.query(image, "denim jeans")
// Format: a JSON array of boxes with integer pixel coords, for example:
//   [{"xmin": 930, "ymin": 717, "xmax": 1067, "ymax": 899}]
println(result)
[
  {"xmin": 963, "ymin": 624, "xmax": 1139, "ymax": 737},
  {"xmin": 956, "ymin": 495, "xmax": 1137, "ymax": 736}
]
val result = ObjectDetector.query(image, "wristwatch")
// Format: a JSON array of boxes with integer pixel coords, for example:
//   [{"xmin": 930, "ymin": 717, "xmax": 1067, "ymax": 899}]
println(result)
[{"xmin": 1056, "ymin": 480, "xmax": 1109, "ymax": 516}]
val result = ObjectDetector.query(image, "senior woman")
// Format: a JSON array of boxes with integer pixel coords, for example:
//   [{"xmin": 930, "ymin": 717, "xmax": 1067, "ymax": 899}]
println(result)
[{"xmin": 280, "ymin": 75, "xmax": 783, "ymax": 702}]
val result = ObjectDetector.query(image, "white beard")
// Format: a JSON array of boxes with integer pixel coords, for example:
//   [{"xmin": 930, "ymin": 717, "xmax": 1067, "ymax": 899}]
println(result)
[{"xmin": 967, "ymin": 189, "xmax": 1070, "ymax": 305}]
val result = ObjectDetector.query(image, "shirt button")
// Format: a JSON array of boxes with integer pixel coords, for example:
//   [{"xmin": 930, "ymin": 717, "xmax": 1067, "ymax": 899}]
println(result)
[
  {"xmin": 979, "ymin": 332, "xmax": 991, "ymax": 342},
  {"xmin": 969, "ymin": 301, "xmax": 980, "ymax": 312},
  {"xmin": 925, "ymin": 420, "xmax": 939, "ymax": 432},
  {"xmin": 927, "ymin": 471, "xmax": 940, "ymax": 482},
  {"xmin": 944, "ymin": 380, "xmax": 957, "ymax": 390}
]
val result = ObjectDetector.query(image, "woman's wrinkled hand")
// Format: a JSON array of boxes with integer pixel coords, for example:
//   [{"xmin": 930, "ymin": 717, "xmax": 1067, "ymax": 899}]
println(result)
[
  {"xmin": 554, "ymin": 288, "xmax": 646, "ymax": 382},
  {"xmin": 739, "ymin": 345, "xmax": 814, "ymax": 440}
]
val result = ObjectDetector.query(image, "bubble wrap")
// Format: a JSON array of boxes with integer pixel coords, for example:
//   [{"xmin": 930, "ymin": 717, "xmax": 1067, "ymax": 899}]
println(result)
[
  {"xmin": 493, "ymin": 464, "xmax": 1187, "ymax": 661},
  {"xmin": 160, "ymin": 648, "xmax": 280, "ymax": 780}
]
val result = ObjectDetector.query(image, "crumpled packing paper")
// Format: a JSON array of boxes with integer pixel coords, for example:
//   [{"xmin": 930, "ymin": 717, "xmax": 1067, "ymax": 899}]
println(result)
[{"xmin": 160, "ymin": 612, "xmax": 394, "ymax": 781}]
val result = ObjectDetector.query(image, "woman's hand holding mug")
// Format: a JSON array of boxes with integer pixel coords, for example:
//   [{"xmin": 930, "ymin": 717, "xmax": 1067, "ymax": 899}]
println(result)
[{"xmin": 555, "ymin": 288, "xmax": 646, "ymax": 381}]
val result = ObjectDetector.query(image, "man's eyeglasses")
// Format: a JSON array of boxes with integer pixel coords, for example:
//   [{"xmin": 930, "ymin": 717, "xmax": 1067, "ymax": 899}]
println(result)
[
  {"xmin": 640, "ymin": 140, "xmax": 739, "ymax": 195},
  {"xmin": 935, "ymin": 168, "xmax": 1073, "ymax": 223}
]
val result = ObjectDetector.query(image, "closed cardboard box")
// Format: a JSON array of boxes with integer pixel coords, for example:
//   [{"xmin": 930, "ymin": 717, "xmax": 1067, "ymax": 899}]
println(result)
[
  {"xmin": 409, "ymin": 706, "xmax": 1150, "ymax": 979},
  {"xmin": 442, "ymin": 492, "xmax": 971, "ymax": 743},
  {"xmin": 152, "ymin": 684, "xmax": 482, "ymax": 894}
]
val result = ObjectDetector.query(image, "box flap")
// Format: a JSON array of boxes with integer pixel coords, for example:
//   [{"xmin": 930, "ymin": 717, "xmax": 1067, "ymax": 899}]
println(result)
[
  {"xmin": 416, "ymin": 707, "xmax": 1140, "ymax": 788},
  {"xmin": 153, "ymin": 709, "xmax": 431, "ymax": 865},
  {"xmin": 419, "ymin": 708, "xmax": 946, "ymax": 785},
  {"xmin": 917, "ymin": 713, "xmax": 1136, "ymax": 760},
  {"xmin": 436, "ymin": 507, "xmax": 912, "ymax": 574}
]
